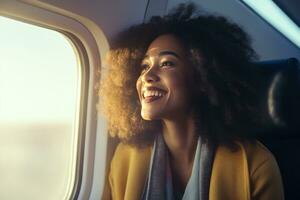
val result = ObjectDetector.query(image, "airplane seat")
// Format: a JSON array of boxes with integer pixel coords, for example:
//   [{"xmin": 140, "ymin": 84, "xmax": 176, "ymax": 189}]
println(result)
[{"xmin": 254, "ymin": 58, "xmax": 300, "ymax": 200}]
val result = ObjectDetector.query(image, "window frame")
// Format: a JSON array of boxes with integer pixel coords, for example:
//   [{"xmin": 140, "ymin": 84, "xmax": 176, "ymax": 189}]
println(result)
[{"xmin": 0, "ymin": 0, "xmax": 109, "ymax": 199}]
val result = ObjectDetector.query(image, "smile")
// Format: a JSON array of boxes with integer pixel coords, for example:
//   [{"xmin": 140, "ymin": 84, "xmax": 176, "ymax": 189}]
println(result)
[{"xmin": 142, "ymin": 88, "xmax": 167, "ymax": 103}]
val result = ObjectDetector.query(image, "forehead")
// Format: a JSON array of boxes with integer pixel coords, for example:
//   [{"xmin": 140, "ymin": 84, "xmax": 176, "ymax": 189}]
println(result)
[{"xmin": 145, "ymin": 34, "xmax": 186, "ymax": 57}]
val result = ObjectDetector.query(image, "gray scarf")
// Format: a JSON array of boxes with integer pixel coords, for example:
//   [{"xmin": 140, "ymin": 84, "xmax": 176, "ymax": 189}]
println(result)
[{"xmin": 141, "ymin": 134, "xmax": 215, "ymax": 200}]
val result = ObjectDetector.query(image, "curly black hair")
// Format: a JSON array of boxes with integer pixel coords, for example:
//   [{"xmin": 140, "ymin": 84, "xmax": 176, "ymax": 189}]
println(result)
[{"xmin": 98, "ymin": 3, "xmax": 263, "ymax": 148}]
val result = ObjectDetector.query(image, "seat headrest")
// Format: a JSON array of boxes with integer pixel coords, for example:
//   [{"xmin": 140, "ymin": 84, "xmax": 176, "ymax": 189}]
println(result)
[{"xmin": 255, "ymin": 58, "xmax": 300, "ymax": 132}]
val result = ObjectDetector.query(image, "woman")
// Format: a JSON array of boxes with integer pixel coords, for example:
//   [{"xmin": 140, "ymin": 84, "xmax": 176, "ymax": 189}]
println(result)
[{"xmin": 99, "ymin": 4, "xmax": 284, "ymax": 200}]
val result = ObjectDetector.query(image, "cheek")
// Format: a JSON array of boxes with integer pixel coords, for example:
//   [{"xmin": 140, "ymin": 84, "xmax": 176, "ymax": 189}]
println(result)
[
  {"xmin": 166, "ymin": 72, "xmax": 191, "ymax": 106},
  {"xmin": 166, "ymin": 72, "xmax": 187, "ymax": 90}
]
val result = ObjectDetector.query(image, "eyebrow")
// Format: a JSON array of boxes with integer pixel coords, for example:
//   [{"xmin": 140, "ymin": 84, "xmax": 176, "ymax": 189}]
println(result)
[{"xmin": 144, "ymin": 51, "xmax": 181, "ymax": 59}]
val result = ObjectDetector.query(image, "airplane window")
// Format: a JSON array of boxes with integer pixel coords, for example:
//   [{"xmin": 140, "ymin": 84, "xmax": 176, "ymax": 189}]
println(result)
[{"xmin": 0, "ymin": 16, "xmax": 80, "ymax": 199}]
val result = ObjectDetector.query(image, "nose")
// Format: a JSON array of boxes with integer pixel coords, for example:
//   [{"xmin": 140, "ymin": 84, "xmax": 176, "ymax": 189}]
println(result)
[{"xmin": 141, "ymin": 66, "xmax": 159, "ymax": 83}]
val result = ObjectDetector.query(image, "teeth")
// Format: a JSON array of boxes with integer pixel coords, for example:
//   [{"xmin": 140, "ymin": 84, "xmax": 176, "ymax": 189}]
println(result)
[{"xmin": 143, "ymin": 90, "xmax": 165, "ymax": 98}]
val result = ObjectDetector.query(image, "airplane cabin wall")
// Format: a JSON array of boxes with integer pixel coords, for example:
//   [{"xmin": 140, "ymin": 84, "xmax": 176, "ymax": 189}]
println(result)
[
  {"xmin": 36, "ymin": 0, "xmax": 149, "ymax": 40},
  {"xmin": 166, "ymin": 0, "xmax": 300, "ymax": 61},
  {"xmin": 33, "ymin": 0, "xmax": 300, "ymax": 62}
]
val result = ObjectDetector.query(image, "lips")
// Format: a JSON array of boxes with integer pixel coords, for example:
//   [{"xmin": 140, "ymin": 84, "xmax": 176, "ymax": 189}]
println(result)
[
  {"xmin": 144, "ymin": 95, "xmax": 163, "ymax": 103},
  {"xmin": 141, "ymin": 86, "xmax": 167, "ymax": 103}
]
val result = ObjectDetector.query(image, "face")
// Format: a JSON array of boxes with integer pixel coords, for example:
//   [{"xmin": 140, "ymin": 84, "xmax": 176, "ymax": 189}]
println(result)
[{"xmin": 136, "ymin": 34, "xmax": 193, "ymax": 120}]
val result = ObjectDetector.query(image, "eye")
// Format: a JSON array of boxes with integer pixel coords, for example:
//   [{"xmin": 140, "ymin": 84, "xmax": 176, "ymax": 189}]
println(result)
[
  {"xmin": 140, "ymin": 63, "xmax": 150, "ymax": 74},
  {"xmin": 160, "ymin": 61, "xmax": 174, "ymax": 68}
]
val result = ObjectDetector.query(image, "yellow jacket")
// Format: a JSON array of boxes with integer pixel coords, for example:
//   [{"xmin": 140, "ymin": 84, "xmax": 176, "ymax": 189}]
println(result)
[{"xmin": 102, "ymin": 140, "xmax": 284, "ymax": 200}]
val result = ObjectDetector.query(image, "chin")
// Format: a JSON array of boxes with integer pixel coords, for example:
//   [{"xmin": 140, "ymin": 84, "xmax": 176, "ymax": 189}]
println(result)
[
  {"xmin": 141, "ymin": 114, "xmax": 156, "ymax": 121},
  {"xmin": 141, "ymin": 111, "xmax": 161, "ymax": 121}
]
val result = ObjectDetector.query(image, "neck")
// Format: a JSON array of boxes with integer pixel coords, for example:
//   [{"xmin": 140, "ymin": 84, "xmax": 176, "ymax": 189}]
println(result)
[{"xmin": 162, "ymin": 114, "xmax": 198, "ymax": 164}]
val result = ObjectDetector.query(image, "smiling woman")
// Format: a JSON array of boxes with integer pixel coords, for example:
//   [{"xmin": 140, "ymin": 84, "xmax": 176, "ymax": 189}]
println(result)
[
  {"xmin": 98, "ymin": 3, "xmax": 284, "ymax": 200},
  {"xmin": 136, "ymin": 34, "xmax": 192, "ymax": 121}
]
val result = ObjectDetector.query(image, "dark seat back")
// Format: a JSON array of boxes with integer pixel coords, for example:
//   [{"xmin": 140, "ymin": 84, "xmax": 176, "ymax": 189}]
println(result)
[{"xmin": 254, "ymin": 58, "xmax": 300, "ymax": 200}]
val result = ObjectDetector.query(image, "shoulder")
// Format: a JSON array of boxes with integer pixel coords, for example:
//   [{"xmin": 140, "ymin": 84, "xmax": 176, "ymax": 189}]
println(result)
[
  {"xmin": 237, "ymin": 140, "xmax": 279, "ymax": 176},
  {"xmin": 212, "ymin": 140, "xmax": 284, "ymax": 200},
  {"xmin": 214, "ymin": 140, "xmax": 274, "ymax": 164},
  {"xmin": 110, "ymin": 142, "xmax": 152, "ymax": 174},
  {"xmin": 108, "ymin": 143, "xmax": 153, "ymax": 200},
  {"xmin": 112, "ymin": 142, "xmax": 152, "ymax": 162},
  {"xmin": 238, "ymin": 141, "xmax": 284, "ymax": 199},
  {"xmin": 213, "ymin": 140, "xmax": 275, "ymax": 173}
]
